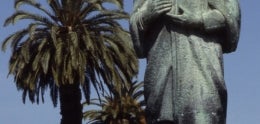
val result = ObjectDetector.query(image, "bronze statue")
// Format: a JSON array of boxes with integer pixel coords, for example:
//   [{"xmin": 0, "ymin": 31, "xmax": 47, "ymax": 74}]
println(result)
[{"xmin": 130, "ymin": 0, "xmax": 240, "ymax": 123}]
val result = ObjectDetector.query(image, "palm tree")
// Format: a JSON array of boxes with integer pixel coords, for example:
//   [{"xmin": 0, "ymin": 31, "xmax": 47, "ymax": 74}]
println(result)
[
  {"xmin": 83, "ymin": 81, "xmax": 146, "ymax": 124},
  {"xmin": 1, "ymin": 0, "xmax": 138, "ymax": 124}
]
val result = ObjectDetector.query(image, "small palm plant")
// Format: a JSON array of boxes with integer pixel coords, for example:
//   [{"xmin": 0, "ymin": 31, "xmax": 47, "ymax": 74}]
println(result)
[
  {"xmin": 1, "ymin": 0, "xmax": 138, "ymax": 124},
  {"xmin": 83, "ymin": 81, "xmax": 146, "ymax": 124}
]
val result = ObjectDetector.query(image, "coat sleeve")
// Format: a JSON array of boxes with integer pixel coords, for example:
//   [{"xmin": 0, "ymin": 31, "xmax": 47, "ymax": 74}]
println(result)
[
  {"xmin": 130, "ymin": 0, "xmax": 147, "ymax": 58},
  {"xmin": 207, "ymin": 0, "xmax": 241, "ymax": 53}
]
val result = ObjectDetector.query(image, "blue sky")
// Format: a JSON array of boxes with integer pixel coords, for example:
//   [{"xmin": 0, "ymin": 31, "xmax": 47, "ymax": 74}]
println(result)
[{"xmin": 0, "ymin": 0, "xmax": 259, "ymax": 124}]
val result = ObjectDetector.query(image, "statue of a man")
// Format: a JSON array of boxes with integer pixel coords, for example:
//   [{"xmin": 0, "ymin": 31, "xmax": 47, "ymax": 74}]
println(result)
[{"xmin": 130, "ymin": 0, "xmax": 240, "ymax": 124}]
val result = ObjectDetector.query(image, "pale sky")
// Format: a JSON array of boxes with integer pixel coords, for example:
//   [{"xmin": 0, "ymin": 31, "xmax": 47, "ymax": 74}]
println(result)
[{"xmin": 0, "ymin": 0, "xmax": 259, "ymax": 124}]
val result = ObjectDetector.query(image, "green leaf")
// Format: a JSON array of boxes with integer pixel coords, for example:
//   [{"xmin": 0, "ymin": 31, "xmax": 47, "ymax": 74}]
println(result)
[
  {"xmin": 48, "ymin": 0, "xmax": 61, "ymax": 15},
  {"xmin": 51, "ymin": 66, "xmax": 59, "ymax": 86},
  {"xmin": 4, "ymin": 11, "xmax": 28, "ymax": 26},
  {"xmin": 1, "ymin": 29, "xmax": 28, "ymax": 51},
  {"xmin": 15, "ymin": 0, "xmax": 36, "ymax": 10},
  {"xmin": 38, "ymin": 37, "xmax": 48, "ymax": 51},
  {"xmin": 82, "ymin": 30, "xmax": 94, "ymax": 51},
  {"xmin": 41, "ymin": 49, "xmax": 51, "ymax": 74},
  {"xmin": 9, "ymin": 54, "xmax": 19, "ymax": 75},
  {"xmin": 28, "ymin": 23, "xmax": 38, "ymax": 40},
  {"xmin": 32, "ymin": 52, "xmax": 41, "ymax": 71},
  {"xmin": 15, "ymin": 0, "xmax": 57, "ymax": 23},
  {"xmin": 4, "ymin": 11, "xmax": 54, "ymax": 27},
  {"xmin": 51, "ymin": 26, "xmax": 58, "ymax": 45},
  {"xmin": 70, "ymin": 46, "xmax": 77, "ymax": 70},
  {"xmin": 54, "ymin": 38, "xmax": 63, "ymax": 66},
  {"xmin": 20, "ymin": 41, "xmax": 31, "ymax": 64},
  {"xmin": 69, "ymin": 31, "xmax": 79, "ymax": 47},
  {"xmin": 104, "ymin": 0, "xmax": 123, "ymax": 9}
]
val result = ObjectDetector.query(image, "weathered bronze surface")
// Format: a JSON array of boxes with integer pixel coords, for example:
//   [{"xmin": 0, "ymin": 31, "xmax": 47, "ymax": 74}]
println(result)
[{"xmin": 130, "ymin": 0, "xmax": 240, "ymax": 123}]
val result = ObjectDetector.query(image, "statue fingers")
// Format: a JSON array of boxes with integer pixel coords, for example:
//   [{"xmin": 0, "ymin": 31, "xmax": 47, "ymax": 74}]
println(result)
[
  {"xmin": 156, "ymin": 0, "xmax": 172, "ymax": 5},
  {"xmin": 157, "ymin": 6, "xmax": 172, "ymax": 14},
  {"xmin": 177, "ymin": 5, "xmax": 188, "ymax": 13},
  {"xmin": 155, "ymin": 3, "xmax": 172, "ymax": 13},
  {"xmin": 166, "ymin": 13, "xmax": 187, "ymax": 24},
  {"xmin": 154, "ymin": 0, "xmax": 172, "ymax": 8}
]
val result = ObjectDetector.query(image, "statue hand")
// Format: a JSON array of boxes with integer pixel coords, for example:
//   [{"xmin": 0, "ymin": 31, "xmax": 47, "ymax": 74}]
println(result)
[
  {"xmin": 145, "ymin": 0, "xmax": 172, "ymax": 20},
  {"xmin": 166, "ymin": 8, "xmax": 202, "ymax": 28}
]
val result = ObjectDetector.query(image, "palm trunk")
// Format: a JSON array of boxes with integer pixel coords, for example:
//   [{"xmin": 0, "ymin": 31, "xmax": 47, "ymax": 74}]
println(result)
[{"xmin": 59, "ymin": 82, "xmax": 82, "ymax": 124}]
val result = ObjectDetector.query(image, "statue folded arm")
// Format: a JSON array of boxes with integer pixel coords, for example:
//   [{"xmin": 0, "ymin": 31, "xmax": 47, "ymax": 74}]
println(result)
[
  {"xmin": 202, "ymin": 9, "xmax": 226, "ymax": 31},
  {"xmin": 166, "ymin": 0, "xmax": 241, "ymax": 53},
  {"xmin": 129, "ymin": 0, "xmax": 147, "ymax": 58},
  {"xmin": 130, "ymin": 0, "xmax": 240, "ymax": 57},
  {"xmin": 206, "ymin": 0, "xmax": 241, "ymax": 53},
  {"xmin": 130, "ymin": 0, "xmax": 172, "ymax": 58}
]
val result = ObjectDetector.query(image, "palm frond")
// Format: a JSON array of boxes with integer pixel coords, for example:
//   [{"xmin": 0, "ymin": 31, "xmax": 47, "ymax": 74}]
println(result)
[
  {"xmin": 15, "ymin": 0, "xmax": 58, "ymax": 23},
  {"xmin": 48, "ymin": 0, "xmax": 61, "ymax": 16},
  {"xmin": 79, "ymin": 2, "xmax": 99, "ymax": 19},
  {"xmin": 2, "ymin": 0, "xmax": 138, "ymax": 108},
  {"xmin": 86, "ymin": 0, "xmax": 124, "ymax": 9},
  {"xmin": 4, "ymin": 10, "xmax": 55, "ymax": 27},
  {"xmin": 1, "ymin": 29, "xmax": 28, "ymax": 51},
  {"xmin": 83, "ymin": 81, "xmax": 146, "ymax": 124},
  {"xmin": 61, "ymin": 0, "xmax": 83, "ymax": 12},
  {"xmin": 104, "ymin": 0, "xmax": 124, "ymax": 9},
  {"xmin": 15, "ymin": 0, "xmax": 36, "ymax": 9}
]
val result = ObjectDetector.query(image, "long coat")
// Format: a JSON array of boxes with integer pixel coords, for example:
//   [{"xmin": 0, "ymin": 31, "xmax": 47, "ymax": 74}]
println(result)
[{"xmin": 130, "ymin": 0, "xmax": 240, "ymax": 124}]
